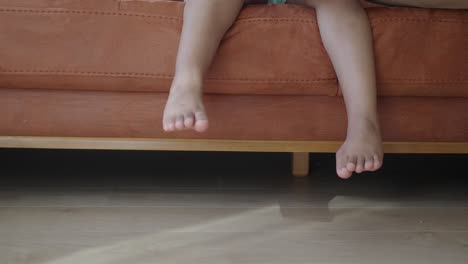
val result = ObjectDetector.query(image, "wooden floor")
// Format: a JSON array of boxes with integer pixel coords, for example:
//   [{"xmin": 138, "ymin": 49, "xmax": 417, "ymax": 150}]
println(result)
[{"xmin": 1, "ymin": 149, "xmax": 468, "ymax": 264}]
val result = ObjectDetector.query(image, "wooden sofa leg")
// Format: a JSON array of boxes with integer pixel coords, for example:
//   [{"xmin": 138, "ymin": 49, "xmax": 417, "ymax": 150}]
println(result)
[{"xmin": 292, "ymin": 152, "xmax": 310, "ymax": 177}]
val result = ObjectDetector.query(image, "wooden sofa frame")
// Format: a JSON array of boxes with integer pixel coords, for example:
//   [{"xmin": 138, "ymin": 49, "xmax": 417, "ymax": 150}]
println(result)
[{"xmin": 1, "ymin": 136, "xmax": 467, "ymax": 176}]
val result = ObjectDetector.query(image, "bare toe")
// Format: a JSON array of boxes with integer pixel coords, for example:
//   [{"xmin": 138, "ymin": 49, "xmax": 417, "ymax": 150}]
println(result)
[
  {"xmin": 336, "ymin": 153, "xmax": 348, "ymax": 177},
  {"xmin": 184, "ymin": 113, "xmax": 195, "ymax": 128},
  {"xmin": 355, "ymin": 157, "xmax": 365, "ymax": 174},
  {"xmin": 373, "ymin": 155, "xmax": 382, "ymax": 171},
  {"xmin": 194, "ymin": 111, "xmax": 209, "ymax": 132},
  {"xmin": 338, "ymin": 168, "xmax": 352, "ymax": 179},
  {"xmin": 163, "ymin": 117, "xmax": 175, "ymax": 132},
  {"xmin": 346, "ymin": 156, "xmax": 357, "ymax": 172},
  {"xmin": 175, "ymin": 116, "xmax": 185, "ymax": 130},
  {"xmin": 365, "ymin": 156, "xmax": 374, "ymax": 171},
  {"xmin": 167, "ymin": 121, "xmax": 175, "ymax": 132}
]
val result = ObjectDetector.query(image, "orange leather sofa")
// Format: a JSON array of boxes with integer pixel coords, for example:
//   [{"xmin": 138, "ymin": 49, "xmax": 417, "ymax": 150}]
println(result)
[{"xmin": 1, "ymin": 0, "xmax": 467, "ymax": 176}]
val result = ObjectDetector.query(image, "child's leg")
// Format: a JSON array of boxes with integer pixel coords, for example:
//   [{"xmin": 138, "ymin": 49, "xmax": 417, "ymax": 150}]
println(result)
[
  {"xmin": 304, "ymin": 0, "xmax": 383, "ymax": 179},
  {"xmin": 163, "ymin": 0, "xmax": 244, "ymax": 132}
]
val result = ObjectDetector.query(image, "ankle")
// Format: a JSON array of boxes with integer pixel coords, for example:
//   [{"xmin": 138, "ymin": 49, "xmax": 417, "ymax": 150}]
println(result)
[
  {"xmin": 172, "ymin": 72, "xmax": 203, "ymax": 92},
  {"xmin": 347, "ymin": 115, "xmax": 380, "ymax": 135}
]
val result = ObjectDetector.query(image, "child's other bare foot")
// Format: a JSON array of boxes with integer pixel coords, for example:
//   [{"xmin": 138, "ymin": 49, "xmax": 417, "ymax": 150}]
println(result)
[
  {"xmin": 336, "ymin": 117, "xmax": 383, "ymax": 179},
  {"xmin": 163, "ymin": 77, "xmax": 208, "ymax": 133}
]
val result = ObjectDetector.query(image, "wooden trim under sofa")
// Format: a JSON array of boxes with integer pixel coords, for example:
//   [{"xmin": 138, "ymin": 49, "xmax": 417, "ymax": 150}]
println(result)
[{"xmin": 1, "ymin": 136, "xmax": 467, "ymax": 177}]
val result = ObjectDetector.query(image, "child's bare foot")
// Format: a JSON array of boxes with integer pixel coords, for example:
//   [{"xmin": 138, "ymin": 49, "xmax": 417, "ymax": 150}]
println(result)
[
  {"xmin": 163, "ymin": 77, "xmax": 209, "ymax": 133},
  {"xmin": 336, "ymin": 117, "xmax": 383, "ymax": 179}
]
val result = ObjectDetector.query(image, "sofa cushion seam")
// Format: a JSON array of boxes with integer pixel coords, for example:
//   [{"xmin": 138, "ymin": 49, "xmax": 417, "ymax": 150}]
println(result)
[{"xmin": 0, "ymin": 70, "xmax": 337, "ymax": 83}]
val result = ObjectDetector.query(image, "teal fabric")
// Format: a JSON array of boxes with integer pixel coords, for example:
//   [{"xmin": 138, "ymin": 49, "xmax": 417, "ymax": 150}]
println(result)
[{"xmin": 268, "ymin": 0, "xmax": 287, "ymax": 4}]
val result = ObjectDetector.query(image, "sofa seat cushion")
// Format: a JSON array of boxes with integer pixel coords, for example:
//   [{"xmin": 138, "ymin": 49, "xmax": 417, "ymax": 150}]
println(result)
[
  {"xmin": 1, "ymin": 88, "xmax": 467, "ymax": 142},
  {"xmin": 0, "ymin": 0, "xmax": 466, "ymax": 97}
]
